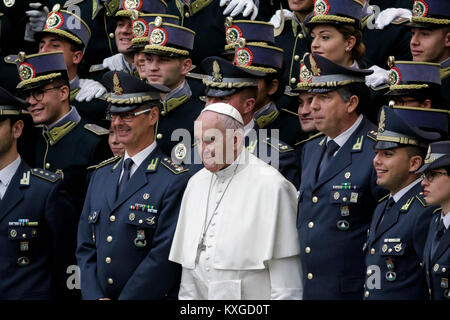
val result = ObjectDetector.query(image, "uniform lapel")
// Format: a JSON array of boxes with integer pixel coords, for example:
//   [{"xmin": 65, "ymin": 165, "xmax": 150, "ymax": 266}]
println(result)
[
  {"xmin": 105, "ymin": 158, "xmax": 123, "ymax": 211},
  {"xmin": 432, "ymin": 226, "xmax": 450, "ymax": 263},
  {"xmin": 0, "ymin": 161, "xmax": 28, "ymax": 223},
  {"xmin": 372, "ymin": 200, "xmax": 402, "ymax": 242}
]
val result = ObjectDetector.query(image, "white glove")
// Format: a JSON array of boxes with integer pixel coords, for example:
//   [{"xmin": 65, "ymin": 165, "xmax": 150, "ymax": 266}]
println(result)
[
  {"xmin": 269, "ymin": 9, "xmax": 294, "ymax": 29},
  {"xmin": 375, "ymin": 8, "xmax": 412, "ymax": 29},
  {"xmin": 25, "ymin": 3, "xmax": 49, "ymax": 32},
  {"xmin": 365, "ymin": 65, "xmax": 390, "ymax": 88},
  {"xmin": 220, "ymin": 0, "xmax": 259, "ymax": 20},
  {"xmin": 76, "ymin": 79, "xmax": 107, "ymax": 102},
  {"xmin": 102, "ymin": 53, "xmax": 125, "ymax": 71}
]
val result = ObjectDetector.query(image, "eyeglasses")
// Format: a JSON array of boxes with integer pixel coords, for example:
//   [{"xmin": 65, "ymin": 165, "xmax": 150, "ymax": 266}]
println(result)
[
  {"xmin": 19, "ymin": 85, "xmax": 63, "ymax": 102},
  {"xmin": 421, "ymin": 170, "xmax": 448, "ymax": 182},
  {"xmin": 106, "ymin": 108, "xmax": 152, "ymax": 122}
]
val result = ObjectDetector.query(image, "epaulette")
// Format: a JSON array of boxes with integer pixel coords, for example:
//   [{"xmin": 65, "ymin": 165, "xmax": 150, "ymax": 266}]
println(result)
[
  {"xmin": 264, "ymin": 137, "xmax": 294, "ymax": 152},
  {"xmin": 89, "ymin": 64, "xmax": 107, "ymax": 73},
  {"xmin": 367, "ymin": 130, "xmax": 378, "ymax": 141},
  {"xmin": 4, "ymin": 54, "xmax": 17, "ymax": 64},
  {"xmin": 378, "ymin": 193, "xmax": 390, "ymax": 203},
  {"xmin": 30, "ymin": 168, "xmax": 61, "ymax": 183},
  {"xmin": 87, "ymin": 156, "xmax": 122, "ymax": 170},
  {"xmin": 391, "ymin": 16, "xmax": 410, "ymax": 25},
  {"xmin": 84, "ymin": 123, "xmax": 109, "ymax": 135},
  {"xmin": 161, "ymin": 157, "xmax": 189, "ymax": 174},
  {"xmin": 294, "ymin": 132, "xmax": 324, "ymax": 147},
  {"xmin": 415, "ymin": 192, "xmax": 429, "ymax": 207}
]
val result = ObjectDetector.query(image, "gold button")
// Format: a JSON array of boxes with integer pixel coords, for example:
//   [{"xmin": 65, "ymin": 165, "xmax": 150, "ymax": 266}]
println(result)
[
  {"xmin": 22, "ymin": 233, "xmax": 27, "ymax": 238},
  {"xmin": 429, "ymin": 289, "xmax": 432, "ymax": 295},
  {"xmin": 108, "ymin": 278, "xmax": 113, "ymax": 285},
  {"xmin": 342, "ymin": 197, "xmax": 348, "ymax": 202},
  {"xmin": 298, "ymin": 33, "xmax": 304, "ymax": 39},
  {"xmin": 109, "ymin": 33, "xmax": 114, "ymax": 39},
  {"xmin": 305, "ymin": 247, "xmax": 311, "ymax": 254},
  {"xmin": 443, "ymin": 268, "xmax": 447, "ymax": 273},
  {"xmin": 105, "ymin": 257, "xmax": 111, "ymax": 264},
  {"xmin": 107, "ymin": 236, "xmax": 113, "ymax": 242},
  {"xmin": 307, "ymin": 273, "xmax": 313, "ymax": 280},
  {"xmin": 364, "ymin": 291, "xmax": 369, "ymax": 298},
  {"xmin": 312, "ymin": 196, "xmax": 318, "ymax": 203},
  {"xmin": 156, "ymin": 133, "xmax": 163, "ymax": 139},
  {"xmin": 294, "ymin": 55, "xmax": 300, "ymax": 61},
  {"xmin": 185, "ymin": 12, "xmax": 190, "ymax": 18},
  {"xmin": 110, "ymin": 215, "xmax": 116, "ymax": 222},
  {"xmin": 45, "ymin": 163, "xmax": 50, "ymax": 169},
  {"xmin": 370, "ymin": 248, "xmax": 375, "ymax": 255},
  {"xmin": 388, "ymin": 248, "xmax": 392, "ymax": 253},
  {"xmin": 161, "ymin": 110, "xmax": 167, "ymax": 116},
  {"xmin": 138, "ymin": 219, "xmax": 143, "ymax": 224},
  {"xmin": 308, "ymin": 222, "xmax": 314, "ymax": 229},
  {"xmin": 290, "ymin": 77, "xmax": 297, "ymax": 84}
]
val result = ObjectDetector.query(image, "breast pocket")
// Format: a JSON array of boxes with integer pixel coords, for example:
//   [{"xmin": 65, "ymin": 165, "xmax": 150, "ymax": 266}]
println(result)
[{"xmin": 126, "ymin": 208, "xmax": 159, "ymax": 248}]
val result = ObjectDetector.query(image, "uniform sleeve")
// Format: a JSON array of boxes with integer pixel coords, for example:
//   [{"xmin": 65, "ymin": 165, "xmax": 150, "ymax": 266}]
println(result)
[
  {"xmin": 268, "ymin": 255, "xmax": 303, "ymax": 300},
  {"xmin": 76, "ymin": 172, "xmax": 106, "ymax": 300},
  {"xmin": 278, "ymin": 150, "xmax": 301, "ymax": 189},
  {"xmin": 44, "ymin": 179, "xmax": 80, "ymax": 299},
  {"xmin": 118, "ymin": 173, "xmax": 189, "ymax": 300}
]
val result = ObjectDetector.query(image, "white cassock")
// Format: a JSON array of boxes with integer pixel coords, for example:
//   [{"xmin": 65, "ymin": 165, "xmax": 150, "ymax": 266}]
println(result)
[{"xmin": 169, "ymin": 149, "xmax": 303, "ymax": 300}]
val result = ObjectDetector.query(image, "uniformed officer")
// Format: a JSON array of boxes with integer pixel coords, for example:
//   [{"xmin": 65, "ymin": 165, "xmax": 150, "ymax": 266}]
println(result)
[
  {"xmin": 15, "ymin": 51, "xmax": 112, "ymax": 214},
  {"xmin": 0, "ymin": 85, "xmax": 78, "ymax": 299},
  {"xmin": 407, "ymin": 0, "xmax": 450, "ymax": 106},
  {"xmin": 385, "ymin": 58, "xmax": 445, "ymax": 109},
  {"xmin": 417, "ymin": 140, "xmax": 450, "ymax": 300},
  {"xmin": 229, "ymin": 18, "xmax": 304, "ymax": 146},
  {"xmin": 77, "ymin": 71, "xmax": 190, "ymax": 300},
  {"xmin": 34, "ymin": 4, "xmax": 109, "ymax": 124},
  {"xmin": 363, "ymin": 105, "xmax": 447, "ymax": 300},
  {"xmin": 194, "ymin": 55, "xmax": 300, "ymax": 187},
  {"xmin": 142, "ymin": 18, "xmax": 205, "ymax": 157},
  {"xmin": 297, "ymin": 53, "xmax": 387, "ymax": 299}
]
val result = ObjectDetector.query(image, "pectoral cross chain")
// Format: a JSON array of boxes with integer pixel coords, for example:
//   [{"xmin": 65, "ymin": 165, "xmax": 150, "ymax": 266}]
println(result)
[{"xmin": 195, "ymin": 237, "xmax": 206, "ymax": 264}]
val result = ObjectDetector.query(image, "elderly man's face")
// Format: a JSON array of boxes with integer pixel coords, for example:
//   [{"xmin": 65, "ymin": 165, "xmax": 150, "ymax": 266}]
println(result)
[{"xmin": 194, "ymin": 111, "xmax": 238, "ymax": 173}]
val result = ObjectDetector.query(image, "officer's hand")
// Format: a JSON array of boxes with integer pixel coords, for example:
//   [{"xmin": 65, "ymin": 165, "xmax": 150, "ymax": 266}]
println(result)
[
  {"xmin": 102, "ymin": 53, "xmax": 125, "ymax": 71},
  {"xmin": 220, "ymin": 0, "xmax": 259, "ymax": 20},
  {"xmin": 365, "ymin": 65, "xmax": 389, "ymax": 88},
  {"xmin": 76, "ymin": 79, "xmax": 107, "ymax": 102},
  {"xmin": 375, "ymin": 8, "xmax": 412, "ymax": 29},
  {"xmin": 25, "ymin": 3, "xmax": 49, "ymax": 32},
  {"xmin": 269, "ymin": 9, "xmax": 294, "ymax": 29}
]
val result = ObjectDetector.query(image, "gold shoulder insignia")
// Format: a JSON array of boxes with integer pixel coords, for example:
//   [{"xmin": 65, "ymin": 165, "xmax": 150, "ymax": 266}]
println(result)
[
  {"xmin": 415, "ymin": 192, "xmax": 429, "ymax": 207},
  {"xmin": 84, "ymin": 123, "xmax": 109, "ymax": 135},
  {"xmin": 87, "ymin": 156, "xmax": 122, "ymax": 170},
  {"xmin": 352, "ymin": 135, "xmax": 364, "ymax": 151},
  {"xmin": 400, "ymin": 196, "xmax": 415, "ymax": 212},
  {"xmin": 89, "ymin": 64, "xmax": 107, "ymax": 73},
  {"xmin": 161, "ymin": 157, "xmax": 189, "ymax": 174},
  {"xmin": 264, "ymin": 137, "xmax": 294, "ymax": 152},
  {"xmin": 378, "ymin": 193, "xmax": 390, "ymax": 203},
  {"xmin": 391, "ymin": 17, "xmax": 410, "ymax": 25},
  {"xmin": 146, "ymin": 158, "xmax": 159, "ymax": 171},
  {"xmin": 30, "ymin": 168, "xmax": 61, "ymax": 183},
  {"xmin": 433, "ymin": 207, "xmax": 442, "ymax": 215},
  {"xmin": 367, "ymin": 130, "xmax": 378, "ymax": 141},
  {"xmin": 294, "ymin": 132, "xmax": 324, "ymax": 147}
]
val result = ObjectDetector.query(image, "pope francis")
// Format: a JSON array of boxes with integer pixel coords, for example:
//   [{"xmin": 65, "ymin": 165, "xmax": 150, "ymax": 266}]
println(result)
[{"xmin": 169, "ymin": 103, "xmax": 303, "ymax": 300}]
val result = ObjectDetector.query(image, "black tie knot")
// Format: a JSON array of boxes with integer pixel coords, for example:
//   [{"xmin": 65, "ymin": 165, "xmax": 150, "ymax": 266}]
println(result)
[
  {"xmin": 326, "ymin": 140, "xmax": 339, "ymax": 157},
  {"xmin": 435, "ymin": 219, "xmax": 446, "ymax": 242},
  {"xmin": 123, "ymin": 158, "xmax": 133, "ymax": 171}
]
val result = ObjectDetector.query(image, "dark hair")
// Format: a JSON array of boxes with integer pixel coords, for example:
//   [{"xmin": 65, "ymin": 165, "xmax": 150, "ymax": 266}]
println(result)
[
  {"xmin": 336, "ymin": 82, "xmax": 370, "ymax": 115},
  {"xmin": 237, "ymin": 86, "xmax": 258, "ymax": 100},
  {"xmin": 405, "ymin": 145, "xmax": 427, "ymax": 161},
  {"xmin": 335, "ymin": 24, "xmax": 366, "ymax": 62}
]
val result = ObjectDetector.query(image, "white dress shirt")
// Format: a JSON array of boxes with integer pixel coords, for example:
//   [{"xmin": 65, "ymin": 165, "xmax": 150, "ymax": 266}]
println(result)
[
  {"xmin": 120, "ymin": 141, "xmax": 156, "ymax": 182},
  {"xmin": 0, "ymin": 156, "xmax": 21, "ymax": 199},
  {"xmin": 327, "ymin": 114, "xmax": 363, "ymax": 156}
]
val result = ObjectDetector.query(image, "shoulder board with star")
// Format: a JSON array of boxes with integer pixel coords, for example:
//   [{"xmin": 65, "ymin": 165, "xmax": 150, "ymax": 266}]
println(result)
[
  {"xmin": 87, "ymin": 156, "xmax": 122, "ymax": 171},
  {"xmin": 89, "ymin": 64, "xmax": 107, "ymax": 73},
  {"xmin": 378, "ymin": 193, "xmax": 390, "ymax": 203},
  {"xmin": 161, "ymin": 157, "xmax": 189, "ymax": 174},
  {"xmin": 84, "ymin": 123, "xmax": 109, "ymax": 135},
  {"xmin": 264, "ymin": 137, "xmax": 294, "ymax": 152},
  {"xmin": 30, "ymin": 168, "xmax": 61, "ymax": 183},
  {"xmin": 367, "ymin": 130, "xmax": 378, "ymax": 141},
  {"xmin": 415, "ymin": 192, "xmax": 430, "ymax": 207},
  {"xmin": 294, "ymin": 132, "xmax": 324, "ymax": 147}
]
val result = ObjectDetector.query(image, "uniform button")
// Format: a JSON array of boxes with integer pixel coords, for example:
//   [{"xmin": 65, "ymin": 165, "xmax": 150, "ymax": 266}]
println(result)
[
  {"xmin": 370, "ymin": 248, "xmax": 375, "ymax": 255},
  {"xmin": 105, "ymin": 257, "xmax": 111, "ymax": 264},
  {"xmin": 294, "ymin": 55, "xmax": 300, "ymax": 61},
  {"xmin": 107, "ymin": 236, "xmax": 113, "ymax": 242},
  {"xmin": 298, "ymin": 33, "xmax": 304, "ymax": 39},
  {"xmin": 206, "ymin": 268, "xmax": 210, "ymax": 272},
  {"xmin": 108, "ymin": 278, "xmax": 113, "ymax": 285},
  {"xmin": 109, "ymin": 33, "xmax": 114, "ymax": 39},
  {"xmin": 312, "ymin": 196, "xmax": 318, "ymax": 203},
  {"xmin": 308, "ymin": 222, "xmax": 314, "ymax": 228},
  {"xmin": 185, "ymin": 12, "xmax": 190, "ymax": 18},
  {"xmin": 342, "ymin": 197, "xmax": 348, "ymax": 202},
  {"xmin": 290, "ymin": 77, "xmax": 297, "ymax": 84},
  {"xmin": 138, "ymin": 219, "xmax": 143, "ymax": 224},
  {"xmin": 305, "ymin": 247, "xmax": 311, "ymax": 254},
  {"xmin": 45, "ymin": 163, "xmax": 50, "ymax": 169},
  {"xmin": 156, "ymin": 133, "xmax": 163, "ymax": 140},
  {"xmin": 429, "ymin": 289, "xmax": 432, "ymax": 295},
  {"xmin": 307, "ymin": 273, "xmax": 313, "ymax": 280},
  {"xmin": 161, "ymin": 110, "xmax": 167, "ymax": 116},
  {"xmin": 443, "ymin": 268, "xmax": 447, "ymax": 273},
  {"xmin": 110, "ymin": 215, "xmax": 116, "ymax": 222},
  {"xmin": 364, "ymin": 291, "xmax": 369, "ymax": 298}
]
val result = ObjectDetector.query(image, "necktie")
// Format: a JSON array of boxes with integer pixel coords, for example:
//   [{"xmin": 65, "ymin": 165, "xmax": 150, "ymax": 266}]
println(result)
[
  {"xmin": 376, "ymin": 197, "xmax": 395, "ymax": 232},
  {"xmin": 117, "ymin": 158, "xmax": 134, "ymax": 198},
  {"xmin": 317, "ymin": 140, "xmax": 339, "ymax": 179},
  {"xmin": 431, "ymin": 218, "xmax": 446, "ymax": 259}
]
